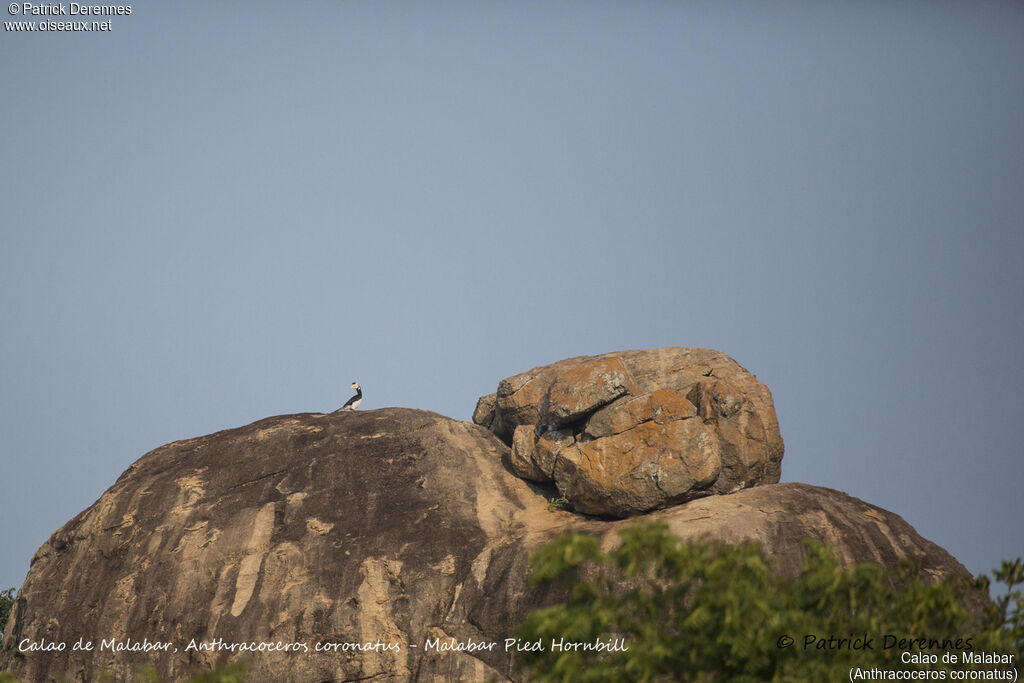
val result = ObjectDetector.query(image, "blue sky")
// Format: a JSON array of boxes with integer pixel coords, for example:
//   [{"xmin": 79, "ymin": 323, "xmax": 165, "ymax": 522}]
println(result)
[{"xmin": 2, "ymin": 1, "xmax": 1022, "ymax": 595}]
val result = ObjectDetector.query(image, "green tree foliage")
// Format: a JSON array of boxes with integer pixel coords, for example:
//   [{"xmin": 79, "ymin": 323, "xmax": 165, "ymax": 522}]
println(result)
[{"xmin": 517, "ymin": 522, "xmax": 1023, "ymax": 682}]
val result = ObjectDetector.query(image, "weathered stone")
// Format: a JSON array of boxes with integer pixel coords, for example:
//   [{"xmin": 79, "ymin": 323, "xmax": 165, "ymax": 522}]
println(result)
[
  {"xmin": 510, "ymin": 424, "xmax": 546, "ymax": 482},
  {"xmin": 475, "ymin": 348, "xmax": 784, "ymax": 516},
  {"xmin": 472, "ymin": 393, "xmax": 497, "ymax": 429},
  {"xmin": 533, "ymin": 427, "xmax": 575, "ymax": 480},
  {"xmin": 494, "ymin": 374, "xmax": 548, "ymax": 442},
  {"xmin": 0, "ymin": 410, "xmax": 985, "ymax": 682},
  {"xmin": 567, "ymin": 420, "xmax": 722, "ymax": 516},
  {"xmin": 687, "ymin": 379, "xmax": 744, "ymax": 421},
  {"xmin": 584, "ymin": 389, "xmax": 697, "ymax": 439},
  {"xmin": 542, "ymin": 357, "xmax": 638, "ymax": 426},
  {"xmin": 2, "ymin": 410, "xmax": 556, "ymax": 683}
]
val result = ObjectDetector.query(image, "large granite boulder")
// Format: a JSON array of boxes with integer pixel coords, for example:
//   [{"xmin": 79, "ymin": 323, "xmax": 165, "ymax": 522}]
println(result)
[
  {"xmin": 474, "ymin": 348, "xmax": 784, "ymax": 516},
  {"xmin": 2, "ymin": 409, "xmax": 557, "ymax": 683},
  {"xmin": 1, "ymin": 410, "xmax": 977, "ymax": 682}
]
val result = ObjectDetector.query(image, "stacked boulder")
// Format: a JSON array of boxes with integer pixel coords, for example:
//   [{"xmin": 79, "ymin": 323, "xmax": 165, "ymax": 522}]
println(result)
[{"xmin": 474, "ymin": 348, "xmax": 784, "ymax": 517}]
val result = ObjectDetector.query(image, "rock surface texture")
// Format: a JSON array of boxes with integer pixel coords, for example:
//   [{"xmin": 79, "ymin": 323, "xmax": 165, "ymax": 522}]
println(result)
[
  {"xmin": 474, "ymin": 348, "xmax": 785, "ymax": 516},
  {"xmin": 0, "ymin": 349, "xmax": 978, "ymax": 682}
]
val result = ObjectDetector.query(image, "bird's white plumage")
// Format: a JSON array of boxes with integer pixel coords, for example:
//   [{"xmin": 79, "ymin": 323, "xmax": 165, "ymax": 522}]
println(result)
[{"xmin": 336, "ymin": 381, "xmax": 362, "ymax": 412}]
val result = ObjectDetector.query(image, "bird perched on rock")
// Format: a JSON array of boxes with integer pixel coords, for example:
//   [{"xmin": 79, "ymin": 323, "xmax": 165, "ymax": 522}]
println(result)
[{"xmin": 334, "ymin": 382, "xmax": 362, "ymax": 412}]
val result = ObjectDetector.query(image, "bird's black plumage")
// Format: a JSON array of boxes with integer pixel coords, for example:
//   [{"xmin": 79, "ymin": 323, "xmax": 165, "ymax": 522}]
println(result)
[{"xmin": 334, "ymin": 381, "xmax": 362, "ymax": 412}]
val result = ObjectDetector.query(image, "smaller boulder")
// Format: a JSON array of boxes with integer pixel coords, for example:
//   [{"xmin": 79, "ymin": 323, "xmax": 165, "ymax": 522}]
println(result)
[
  {"xmin": 509, "ymin": 425, "xmax": 546, "ymax": 482},
  {"xmin": 473, "ymin": 393, "xmax": 497, "ymax": 429},
  {"xmin": 475, "ymin": 348, "xmax": 784, "ymax": 517}
]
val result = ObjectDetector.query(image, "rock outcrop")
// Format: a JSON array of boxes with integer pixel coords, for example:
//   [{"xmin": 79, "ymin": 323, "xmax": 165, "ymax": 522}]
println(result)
[
  {"xmin": 2, "ymin": 409, "xmax": 977, "ymax": 682},
  {"xmin": 3, "ymin": 409, "xmax": 552, "ymax": 683},
  {"xmin": 474, "ymin": 348, "xmax": 784, "ymax": 516}
]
